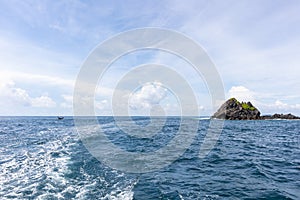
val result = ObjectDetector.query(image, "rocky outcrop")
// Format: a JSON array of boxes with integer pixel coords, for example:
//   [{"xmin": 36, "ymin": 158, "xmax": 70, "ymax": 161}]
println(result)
[
  {"xmin": 212, "ymin": 98, "xmax": 300, "ymax": 120},
  {"xmin": 260, "ymin": 113, "xmax": 300, "ymax": 120},
  {"xmin": 212, "ymin": 98, "xmax": 261, "ymax": 120}
]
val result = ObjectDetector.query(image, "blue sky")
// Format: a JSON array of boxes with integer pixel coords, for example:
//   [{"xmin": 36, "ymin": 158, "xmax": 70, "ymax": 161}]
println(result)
[{"xmin": 0, "ymin": 0, "xmax": 299, "ymax": 115}]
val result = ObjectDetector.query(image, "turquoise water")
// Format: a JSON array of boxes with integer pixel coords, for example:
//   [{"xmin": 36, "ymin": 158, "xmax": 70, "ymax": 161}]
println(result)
[{"xmin": 0, "ymin": 117, "xmax": 299, "ymax": 199}]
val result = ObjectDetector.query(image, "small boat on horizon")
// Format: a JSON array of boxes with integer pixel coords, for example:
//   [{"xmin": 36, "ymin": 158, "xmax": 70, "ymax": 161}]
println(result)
[{"xmin": 57, "ymin": 116, "xmax": 64, "ymax": 120}]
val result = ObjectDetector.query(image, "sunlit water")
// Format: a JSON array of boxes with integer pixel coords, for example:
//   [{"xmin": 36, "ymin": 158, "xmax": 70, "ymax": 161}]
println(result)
[{"xmin": 0, "ymin": 117, "xmax": 299, "ymax": 199}]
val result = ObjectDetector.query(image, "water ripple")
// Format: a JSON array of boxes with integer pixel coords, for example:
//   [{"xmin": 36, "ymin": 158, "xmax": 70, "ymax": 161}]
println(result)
[{"xmin": 0, "ymin": 117, "xmax": 299, "ymax": 199}]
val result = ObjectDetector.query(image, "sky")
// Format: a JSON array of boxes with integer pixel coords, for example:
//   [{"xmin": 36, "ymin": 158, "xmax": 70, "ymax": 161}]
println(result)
[{"xmin": 0, "ymin": 0, "xmax": 299, "ymax": 116}]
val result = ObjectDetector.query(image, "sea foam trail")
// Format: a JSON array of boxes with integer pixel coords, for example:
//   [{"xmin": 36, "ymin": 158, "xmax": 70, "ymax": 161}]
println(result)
[{"xmin": 0, "ymin": 117, "xmax": 299, "ymax": 199}]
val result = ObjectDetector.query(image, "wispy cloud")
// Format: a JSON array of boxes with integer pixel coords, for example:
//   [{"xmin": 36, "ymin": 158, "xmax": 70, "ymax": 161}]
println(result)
[
  {"xmin": 228, "ymin": 85, "xmax": 300, "ymax": 115},
  {"xmin": 0, "ymin": 0, "xmax": 299, "ymax": 115},
  {"xmin": 0, "ymin": 80, "xmax": 56, "ymax": 115}
]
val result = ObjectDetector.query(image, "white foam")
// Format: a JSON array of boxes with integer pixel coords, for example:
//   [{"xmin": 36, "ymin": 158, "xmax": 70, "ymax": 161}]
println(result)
[
  {"xmin": 105, "ymin": 186, "xmax": 134, "ymax": 200},
  {"xmin": 0, "ymin": 127, "xmax": 77, "ymax": 199},
  {"xmin": 102, "ymin": 178, "xmax": 138, "ymax": 200}
]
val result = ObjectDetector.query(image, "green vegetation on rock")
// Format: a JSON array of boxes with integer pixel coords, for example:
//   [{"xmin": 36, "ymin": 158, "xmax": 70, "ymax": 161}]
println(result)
[
  {"xmin": 213, "ymin": 97, "xmax": 300, "ymax": 120},
  {"xmin": 229, "ymin": 97, "xmax": 256, "ymax": 110},
  {"xmin": 212, "ymin": 97, "xmax": 261, "ymax": 120},
  {"xmin": 241, "ymin": 102, "xmax": 255, "ymax": 110},
  {"xmin": 229, "ymin": 97, "xmax": 238, "ymax": 102}
]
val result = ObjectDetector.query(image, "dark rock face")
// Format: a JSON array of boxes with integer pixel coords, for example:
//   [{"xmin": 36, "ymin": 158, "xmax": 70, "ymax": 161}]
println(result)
[
  {"xmin": 261, "ymin": 113, "xmax": 300, "ymax": 120},
  {"xmin": 212, "ymin": 98, "xmax": 300, "ymax": 120},
  {"xmin": 212, "ymin": 98, "xmax": 260, "ymax": 120}
]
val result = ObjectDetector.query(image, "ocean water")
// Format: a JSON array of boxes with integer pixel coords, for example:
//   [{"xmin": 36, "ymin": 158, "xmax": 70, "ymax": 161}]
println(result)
[{"xmin": 0, "ymin": 116, "xmax": 299, "ymax": 199}]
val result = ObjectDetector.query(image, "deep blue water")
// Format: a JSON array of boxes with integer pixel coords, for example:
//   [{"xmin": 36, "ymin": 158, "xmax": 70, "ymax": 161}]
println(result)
[{"xmin": 0, "ymin": 117, "xmax": 299, "ymax": 199}]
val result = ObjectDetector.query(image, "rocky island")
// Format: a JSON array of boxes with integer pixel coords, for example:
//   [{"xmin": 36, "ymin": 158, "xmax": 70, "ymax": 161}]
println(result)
[{"xmin": 212, "ymin": 98, "xmax": 300, "ymax": 120}]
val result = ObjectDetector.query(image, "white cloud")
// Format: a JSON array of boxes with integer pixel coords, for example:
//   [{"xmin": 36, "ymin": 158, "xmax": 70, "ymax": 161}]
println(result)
[
  {"xmin": 0, "ymin": 80, "xmax": 56, "ymax": 109},
  {"xmin": 261, "ymin": 100, "xmax": 300, "ymax": 114},
  {"xmin": 0, "ymin": 34, "xmax": 80, "ymax": 78},
  {"xmin": 0, "ymin": 70, "xmax": 74, "ymax": 89},
  {"xmin": 9, "ymin": 87, "xmax": 31, "ymax": 106},
  {"xmin": 227, "ymin": 86, "xmax": 255, "ymax": 103},
  {"xmin": 31, "ymin": 96, "xmax": 56, "ymax": 108},
  {"xmin": 129, "ymin": 82, "xmax": 167, "ymax": 110},
  {"xmin": 171, "ymin": 1, "xmax": 300, "ymax": 109},
  {"xmin": 95, "ymin": 99, "xmax": 108, "ymax": 110},
  {"xmin": 96, "ymin": 86, "xmax": 114, "ymax": 97},
  {"xmin": 1, "ymin": 1, "xmax": 299, "ymax": 116},
  {"xmin": 227, "ymin": 85, "xmax": 300, "ymax": 115},
  {"xmin": 60, "ymin": 95, "xmax": 73, "ymax": 108},
  {"xmin": 275, "ymin": 100, "xmax": 288, "ymax": 109}
]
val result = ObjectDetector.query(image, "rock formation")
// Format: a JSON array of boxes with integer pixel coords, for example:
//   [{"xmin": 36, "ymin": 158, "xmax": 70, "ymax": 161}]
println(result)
[
  {"xmin": 260, "ymin": 113, "xmax": 300, "ymax": 120},
  {"xmin": 212, "ymin": 98, "xmax": 300, "ymax": 120},
  {"xmin": 212, "ymin": 98, "xmax": 261, "ymax": 120}
]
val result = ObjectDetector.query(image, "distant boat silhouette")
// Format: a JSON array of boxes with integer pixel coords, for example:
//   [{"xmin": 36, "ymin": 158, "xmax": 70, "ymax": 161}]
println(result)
[{"xmin": 57, "ymin": 116, "xmax": 64, "ymax": 120}]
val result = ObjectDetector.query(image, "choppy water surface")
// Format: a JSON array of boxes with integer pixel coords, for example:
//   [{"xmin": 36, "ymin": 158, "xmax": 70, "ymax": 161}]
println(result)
[{"xmin": 0, "ymin": 117, "xmax": 299, "ymax": 199}]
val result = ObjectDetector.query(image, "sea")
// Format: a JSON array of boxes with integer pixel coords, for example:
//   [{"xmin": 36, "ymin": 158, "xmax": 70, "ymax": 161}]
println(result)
[{"xmin": 0, "ymin": 116, "xmax": 299, "ymax": 199}]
